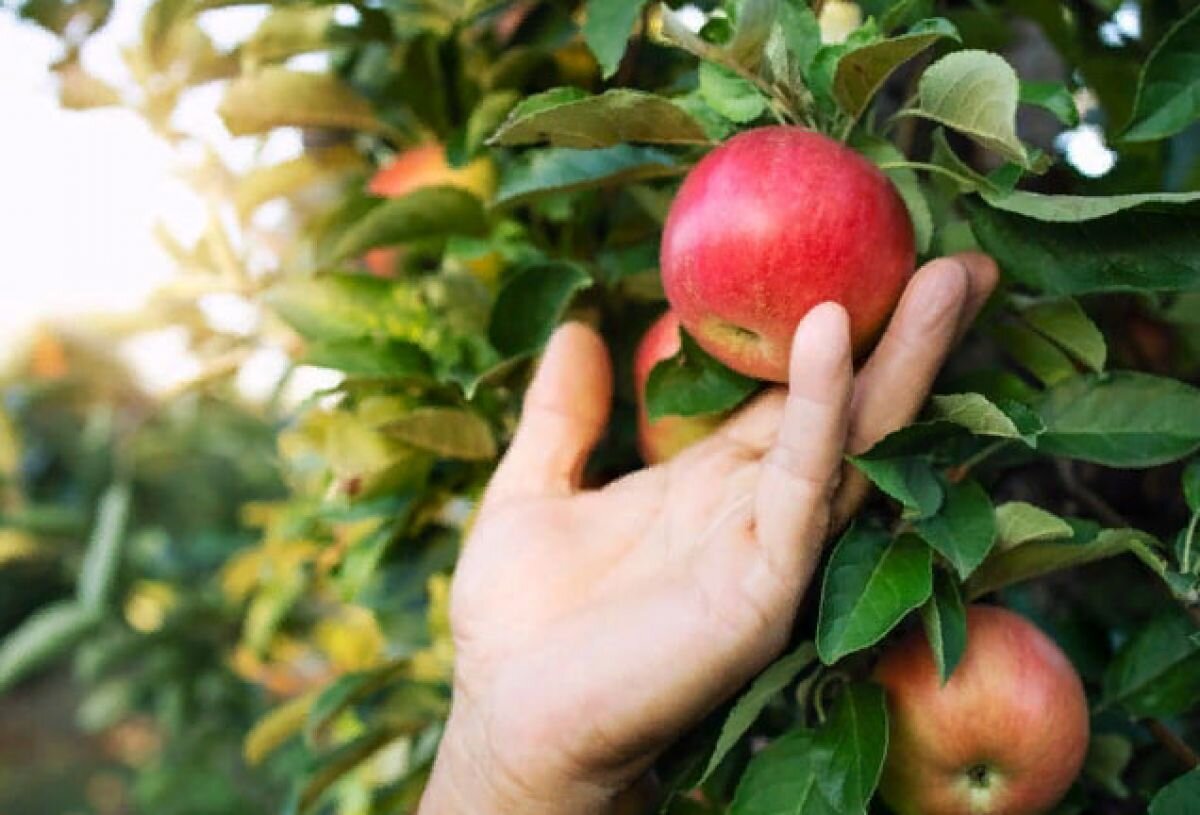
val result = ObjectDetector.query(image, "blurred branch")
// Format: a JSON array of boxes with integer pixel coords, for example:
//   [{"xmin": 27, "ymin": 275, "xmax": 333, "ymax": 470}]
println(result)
[
  {"xmin": 1144, "ymin": 719, "xmax": 1200, "ymax": 771},
  {"xmin": 1054, "ymin": 459, "xmax": 1128, "ymax": 528}
]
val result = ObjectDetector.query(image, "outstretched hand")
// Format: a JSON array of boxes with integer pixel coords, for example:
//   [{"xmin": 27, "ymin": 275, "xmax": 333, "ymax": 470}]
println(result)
[{"xmin": 419, "ymin": 253, "xmax": 999, "ymax": 815}]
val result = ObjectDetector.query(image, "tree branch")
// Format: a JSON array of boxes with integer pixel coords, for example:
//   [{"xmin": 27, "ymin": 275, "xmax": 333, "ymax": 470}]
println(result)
[{"xmin": 1144, "ymin": 719, "xmax": 1200, "ymax": 771}]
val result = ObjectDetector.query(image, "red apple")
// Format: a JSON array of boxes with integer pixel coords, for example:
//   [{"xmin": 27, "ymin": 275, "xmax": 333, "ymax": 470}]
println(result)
[
  {"xmin": 660, "ymin": 126, "xmax": 915, "ymax": 382},
  {"xmin": 634, "ymin": 312, "xmax": 722, "ymax": 464},
  {"xmin": 874, "ymin": 605, "xmax": 1090, "ymax": 815},
  {"xmin": 364, "ymin": 144, "xmax": 497, "ymax": 277}
]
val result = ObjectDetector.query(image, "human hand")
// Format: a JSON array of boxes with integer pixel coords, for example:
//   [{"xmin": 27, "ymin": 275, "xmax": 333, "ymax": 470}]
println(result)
[{"xmin": 419, "ymin": 253, "xmax": 999, "ymax": 815}]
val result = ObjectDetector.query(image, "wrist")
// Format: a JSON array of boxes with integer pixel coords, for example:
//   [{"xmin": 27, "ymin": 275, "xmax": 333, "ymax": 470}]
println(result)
[{"xmin": 419, "ymin": 702, "xmax": 618, "ymax": 815}]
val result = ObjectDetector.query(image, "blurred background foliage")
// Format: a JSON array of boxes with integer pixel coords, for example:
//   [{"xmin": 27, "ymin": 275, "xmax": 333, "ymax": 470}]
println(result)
[{"xmin": 1, "ymin": 0, "xmax": 1198, "ymax": 812}]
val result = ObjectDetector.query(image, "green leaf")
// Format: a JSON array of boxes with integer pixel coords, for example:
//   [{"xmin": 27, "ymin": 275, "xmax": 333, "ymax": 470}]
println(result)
[
  {"xmin": 965, "ymin": 195, "xmax": 1200, "ymax": 295},
  {"xmin": 265, "ymin": 275, "xmax": 432, "ymax": 345},
  {"xmin": 457, "ymin": 91, "xmax": 521, "ymax": 160},
  {"xmin": 993, "ymin": 502, "xmax": 1074, "ymax": 551},
  {"xmin": 333, "ymin": 187, "xmax": 488, "ymax": 260},
  {"xmin": 488, "ymin": 261, "xmax": 593, "ymax": 358},
  {"xmin": 1124, "ymin": 5, "xmax": 1200, "ymax": 142},
  {"xmin": 928, "ymin": 127, "xmax": 993, "ymax": 194},
  {"xmin": 727, "ymin": 0, "xmax": 780, "ymax": 69},
  {"xmin": 778, "ymin": 0, "xmax": 822, "ymax": 74},
  {"xmin": 1184, "ymin": 459, "xmax": 1200, "ymax": 514},
  {"xmin": 965, "ymin": 527, "xmax": 1151, "ymax": 599},
  {"xmin": 1038, "ymin": 373, "xmax": 1200, "ymax": 468},
  {"xmin": 218, "ymin": 68, "xmax": 387, "ymax": 137},
  {"xmin": 698, "ymin": 642, "xmax": 817, "ymax": 785},
  {"xmin": 506, "ymin": 87, "xmax": 589, "ymax": 119},
  {"xmin": 383, "ymin": 408, "xmax": 496, "ymax": 461},
  {"xmin": 1150, "ymin": 769, "xmax": 1200, "ymax": 815},
  {"xmin": 994, "ymin": 322, "xmax": 1076, "ymax": 387},
  {"xmin": 489, "ymin": 89, "xmax": 710, "ymax": 148},
  {"xmin": 1103, "ymin": 611, "xmax": 1200, "ymax": 718},
  {"xmin": 730, "ymin": 730, "xmax": 837, "ymax": 815},
  {"xmin": 77, "ymin": 483, "xmax": 132, "ymax": 610},
  {"xmin": 921, "ymin": 571, "xmax": 967, "ymax": 684},
  {"xmin": 495, "ymin": 145, "xmax": 681, "ymax": 207},
  {"xmin": 1019, "ymin": 298, "xmax": 1106, "ymax": 373},
  {"xmin": 929, "ymin": 392, "xmax": 1042, "ymax": 443},
  {"xmin": 698, "ymin": 62, "xmax": 768, "ymax": 123},
  {"xmin": 980, "ymin": 188, "xmax": 1200, "ymax": 222},
  {"xmin": 732, "ymin": 683, "xmax": 888, "ymax": 814},
  {"xmin": 291, "ymin": 728, "xmax": 402, "ymax": 814},
  {"xmin": 581, "ymin": 0, "xmax": 646, "ymax": 79},
  {"xmin": 645, "ymin": 331, "xmax": 759, "ymax": 420},
  {"xmin": 833, "ymin": 20, "xmax": 957, "ymax": 124},
  {"xmin": 879, "ymin": 0, "xmax": 935, "ymax": 33},
  {"xmin": 856, "ymin": 135, "xmax": 933, "ymax": 254},
  {"xmin": 915, "ymin": 479, "xmax": 995, "ymax": 579},
  {"xmin": 0, "ymin": 601, "xmax": 103, "ymax": 692},
  {"xmin": 847, "ymin": 455, "xmax": 943, "ymax": 519},
  {"xmin": 305, "ymin": 338, "xmax": 432, "ymax": 380},
  {"xmin": 1019, "ymin": 80, "xmax": 1079, "ymax": 127},
  {"xmin": 305, "ymin": 663, "xmax": 408, "ymax": 745},
  {"xmin": 1084, "ymin": 733, "xmax": 1133, "ymax": 799},
  {"xmin": 908, "ymin": 50, "xmax": 1027, "ymax": 165},
  {"xmin": 817, "ymin": 525, "xmax": 933, "ymax": 664},
  {"xmin": 812, "ymin": 684, "xmax": 889, "ymax": 811}
]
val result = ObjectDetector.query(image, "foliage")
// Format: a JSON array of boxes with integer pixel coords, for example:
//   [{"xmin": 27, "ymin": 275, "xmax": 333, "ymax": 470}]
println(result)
[{"xmin": 2, "ymin": 0, "xmax": 1200, "ymax": 812}]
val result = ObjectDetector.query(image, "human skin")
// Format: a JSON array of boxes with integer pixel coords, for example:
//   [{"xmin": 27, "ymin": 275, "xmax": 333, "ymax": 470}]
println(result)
[
  {"xmin": 418, "ymin": 253, "xmax": 999, "ymax": 815},
  {"xmin": 661, "ymin": 126, "xmax": 915, "ymax": 382},
  {"xmin": 874, "ymin": 605, "xmax": 1090, "ymax": 815},
  {"xmin": 634, "ymin": 311, "xmax": 723, "ymax": 464}
]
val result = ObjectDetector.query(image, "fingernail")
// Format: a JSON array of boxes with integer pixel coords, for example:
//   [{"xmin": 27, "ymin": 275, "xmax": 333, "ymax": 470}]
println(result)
[
  {"xmin": 912, "ymin": 260, "xmax": 969, "ymax": 330},
  {"xmin": 793, "ymin": 302, "xmax": 851, "ymax": 369}
]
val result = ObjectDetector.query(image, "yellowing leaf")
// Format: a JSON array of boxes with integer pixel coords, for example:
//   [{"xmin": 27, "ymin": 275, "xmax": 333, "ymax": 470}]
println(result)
[
  {"xmin": 0, "ymin": 531, "xmax": 40, "ymax": 566},
  {"xmin": 219, "ymin": 68, "xmax": 387, "ymax": 138},
  {"xmin": 314, "ymin": 606, "xmax": 386, "ymax": 672},
  {"xmin": 384, "ymin": 408, "xmax": 497, "ymax": 461},
  {"xmin": 235, "ymin": 145, "xmax": 364, "ymax": 221},
  {"xmin": 242, "ymin": 6, "xmax": 335, "ymax": 66},
  {"xmin": 221, "ymin": 548, "xmax": 266, "ymax": 602},
  {"xmin": 244, "ymin": 691, "xmax": 319, "ymax": 766},
  {"xmin": 0, "ymin": 407, "xmax": 20, "ymax": 479},
  {"xmin": 123, "ymin": 580, "xmax": 178, "ymax": 633}
]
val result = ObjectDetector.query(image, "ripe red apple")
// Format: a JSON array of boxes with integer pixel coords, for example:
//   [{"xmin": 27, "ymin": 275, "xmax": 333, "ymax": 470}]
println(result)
[
  {"xmin": 634, "ymin": 312, "xmax": 722, "ymax": 464},
  {"xmin": 660, "ymin": 126, "xmax": 915, "ymax": 382},
  {"xmin": 873, "ymin": 605, "xmax": 1090, "ymax": 815},
  {"xmin": 364, "ymin": 144, "xmax": 497, "ymax": 277}
]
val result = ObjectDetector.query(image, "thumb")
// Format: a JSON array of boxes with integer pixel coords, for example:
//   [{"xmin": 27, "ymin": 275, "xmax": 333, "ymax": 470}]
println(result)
[{"xmin": 483, "ymin": 322, "xmax": 612, "ymax": 507}]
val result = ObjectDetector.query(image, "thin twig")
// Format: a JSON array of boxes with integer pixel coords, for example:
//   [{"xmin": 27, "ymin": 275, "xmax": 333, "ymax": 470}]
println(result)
[
  {"xmin": 1054, "ymin": 459, "xmax": 1128, "ymax": 528},
  {"xmin": 1144, "ymin": 719, "xmax": 1200, "ymax": 771}
]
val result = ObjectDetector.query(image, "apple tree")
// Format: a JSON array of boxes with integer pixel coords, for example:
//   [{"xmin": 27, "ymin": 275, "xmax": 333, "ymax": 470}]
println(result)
[{"xmin": 2, "ymin": 0, "xmax": 1200, "ymax": 812}]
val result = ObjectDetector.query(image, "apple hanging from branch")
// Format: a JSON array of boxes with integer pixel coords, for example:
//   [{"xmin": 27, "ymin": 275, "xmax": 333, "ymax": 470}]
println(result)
[
  {"xmin": 661, "ymin": 126, "xmax": 915, "ymax": 382},
  {"xmin": 874, "ymin": 605, "xmax": 1090, "ymax": 815},
  {"xmin": 635, "ymin": 311, "xmax": 723, "ymax": 464}
]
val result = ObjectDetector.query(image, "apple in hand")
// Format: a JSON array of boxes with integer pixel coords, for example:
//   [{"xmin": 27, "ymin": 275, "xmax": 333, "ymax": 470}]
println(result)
[
  {"xmin": 365, "ymin": 143, "xmax": 497, "ymax": 277},
  {"xmin": 661, "ymin": 126, "xmax": 915, "ymax": 382},
  {"xmin": 634, "ymin": 312, "xmax": 722, "ymax": 465},
  {"xmin": 874, "ymin": 605, "xmax": 1090, "ymax": 815}
]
